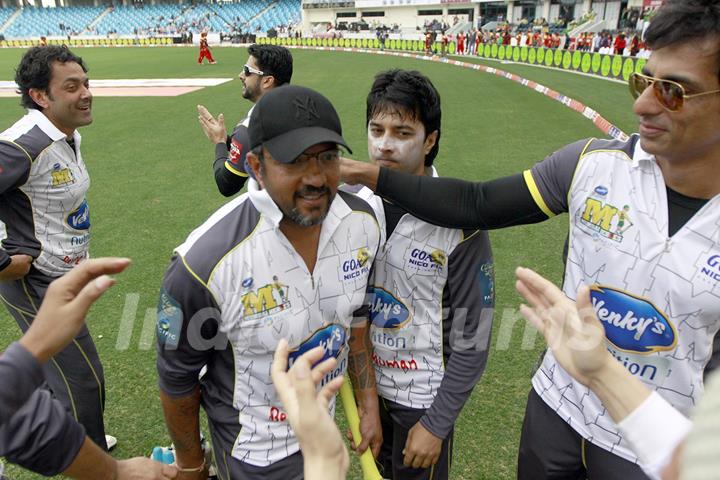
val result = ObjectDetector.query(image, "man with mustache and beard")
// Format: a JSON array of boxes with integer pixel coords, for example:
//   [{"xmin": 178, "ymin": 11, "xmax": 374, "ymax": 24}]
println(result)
[
  {"xmin": 158, "ymin": 85, "xmax": 383, "ymax": 479},
  {"xmin": 197, "ymin": 44, "xmax": 293, "ymax": 197},
  {"xmin": 0, "ymin": 45, "xmax": 116, "ymax": 452}
]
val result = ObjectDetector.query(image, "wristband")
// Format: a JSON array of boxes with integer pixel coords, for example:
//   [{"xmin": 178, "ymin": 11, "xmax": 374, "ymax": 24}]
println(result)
[{"xmin": 177, "ymin": 460, "xmax": 205, "ymax": 473}]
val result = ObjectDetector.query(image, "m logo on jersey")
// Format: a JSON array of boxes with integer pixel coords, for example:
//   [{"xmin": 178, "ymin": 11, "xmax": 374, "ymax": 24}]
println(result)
[
  {"xmin": 579, "ymin": 195, "xmax": 633, "ymax": 243},
  {"xmin": 240, "ymin": 275, "xmax": 291, "ymax": 321},
  {"xmin": 51, "ymin": 163, "xmax": 75, "ymax": 187},
  {"xmin": 341, "ymin": 248, "xmax": 371, "ymax": 281},
  {"xmin": 590, "ymin": 285, "xmax": 677, "ymax": 354},
  {"xmin": 368, "ymin": 287, "xmax": 411, "ymax": 329},
  {"xmin": 66, "ymin": 200, "xmax": 90, "ymax": 230},
  {"xmin": 287, "ymin": 324, "xmax": 346, "ymax": 368}
]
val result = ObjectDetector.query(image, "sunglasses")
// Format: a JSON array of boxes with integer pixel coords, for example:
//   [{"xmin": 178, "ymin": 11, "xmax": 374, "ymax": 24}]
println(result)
[
  {"xmin": 628, "ymin": 72, "xmax": 720, "ymax": 112},
  {"xmin": 243, "ymin": 64, "xmax": 265, "ymax": 76}
]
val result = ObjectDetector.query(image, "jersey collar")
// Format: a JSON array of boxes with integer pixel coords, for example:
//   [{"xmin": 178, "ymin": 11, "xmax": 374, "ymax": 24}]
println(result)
[
  {"xmin": 631, "ymin": 134, "xmax": 655, "ymax": 167},
  {"xmin": 27, "ymin": 108, "xmax": 80, "ymax": 144},
  {"xmin": 27, "ymin": 108, "xmax": 81, "ymax": 144}
]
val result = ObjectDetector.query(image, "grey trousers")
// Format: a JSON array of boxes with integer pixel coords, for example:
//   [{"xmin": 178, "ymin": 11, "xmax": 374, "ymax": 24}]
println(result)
[{"xmin": 0, "ymin": 267, "xmax": 107, "ymax": 450}]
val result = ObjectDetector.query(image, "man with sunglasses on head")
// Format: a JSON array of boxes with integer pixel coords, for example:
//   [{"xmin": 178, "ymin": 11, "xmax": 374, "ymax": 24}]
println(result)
[
  {"xmin": 158, "ymin": 85, "xmax": 383, "ymax": 479},
  {"xmin": 340, "ymin": 0, "xmax": 720, "ymax": 478},
  {"xmin": 197, "ymin": 44, "xmax": 293, "ymax": 196}
]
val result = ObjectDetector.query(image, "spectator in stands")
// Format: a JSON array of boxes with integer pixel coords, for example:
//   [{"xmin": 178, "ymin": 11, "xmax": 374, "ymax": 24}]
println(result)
[
  {"xmin": 467, "ymin": 28, "xmax": 476, "ymax": 55},
  {"xmin": 630, "ymin": 33, "xmax": 640, "ymax": 56},
  {"xmin": 614, "ymin": 32, "xmax": 627, "ymax": 54}
]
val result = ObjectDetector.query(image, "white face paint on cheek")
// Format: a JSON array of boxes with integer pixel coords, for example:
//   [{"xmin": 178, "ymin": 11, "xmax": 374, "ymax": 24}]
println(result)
[{"xmin": 368, "ymin": 131, "xmax": 425, "ymax": 171}]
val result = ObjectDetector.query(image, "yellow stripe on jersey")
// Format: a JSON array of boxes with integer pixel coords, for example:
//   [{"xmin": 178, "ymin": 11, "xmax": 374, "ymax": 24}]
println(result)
[
  {"xmin": 523, "ymin": 169, "xmax": 555, "ymax": 218},
  {"xmin": 225, "ymin": 161, "xmax": 249, "ymax": 177}
]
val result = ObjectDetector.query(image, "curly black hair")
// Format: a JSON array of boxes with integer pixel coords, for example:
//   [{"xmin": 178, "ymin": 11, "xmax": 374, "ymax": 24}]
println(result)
[
  {"xmin": 366, "ymin": 69, "xmax": 441, "ymax": 166},
  {"xmin": 14, "ymin": 45, "xmax": 87, "ymax": 110},
  {"xmin": 645, "ymin": 0, "xmax": 720, "ymax": 78},
  {"xmin": 247, "ymin": 44, "xmax": 293, "ymax": 87}
]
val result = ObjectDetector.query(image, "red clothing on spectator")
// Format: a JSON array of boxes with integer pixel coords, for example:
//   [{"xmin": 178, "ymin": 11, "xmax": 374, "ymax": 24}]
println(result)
[
  {"xmin": 614, "ymin": 35, "xmax": 627, "ymax": 55},
  {"xmin": 198, "ymin": 38, "xmax": 216, "ymax": 64}
]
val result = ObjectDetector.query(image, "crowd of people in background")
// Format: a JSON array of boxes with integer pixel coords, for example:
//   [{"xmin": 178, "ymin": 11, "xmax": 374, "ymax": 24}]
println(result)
[{"xmin": 420, "ymin": 22, "xmax": 650, "ymax": 59}]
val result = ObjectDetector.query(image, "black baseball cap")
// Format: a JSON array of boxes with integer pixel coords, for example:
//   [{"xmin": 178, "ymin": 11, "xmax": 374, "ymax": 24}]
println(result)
[{"xmin": 248, "ymin": 85, "xmax": 352, "ymax": 163}]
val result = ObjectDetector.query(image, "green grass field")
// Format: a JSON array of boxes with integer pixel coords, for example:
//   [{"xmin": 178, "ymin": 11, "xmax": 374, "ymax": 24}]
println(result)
[{"xmin": 0, "ymin": 46, "xmax": 637, "ymax": 479}]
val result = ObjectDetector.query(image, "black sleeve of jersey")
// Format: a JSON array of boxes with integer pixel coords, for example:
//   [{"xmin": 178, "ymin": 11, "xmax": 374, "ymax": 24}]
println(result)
[
  {"xmin": 0, "ymin": 141, "xmax": 31, "ymax": 195},
  {"xmin": 156, "ymin": 254, "xmax": 224, "ymax": 398},
  {"xmin": 213, "ymin": 127, "xmax": 250, "ymax": 197},
  {"xmin": 376, "ymin": 169, "xmax": 548, "ymax": 230},
  {"xmin": 419, "ymin": 230, "xmax": 494, "ymax": 438},
  {"xmin": 0, "ymin": 253, "xmax": 11, "ymax": 272},
  {"xmin": 0, "ymin": 389, "xmax": 86, "ymax": 476},
  {"xmin": 0, "ymin": 140, "xmax": 33, "ymax": 271},
  {"xmin": 0, "ymin": 342, "xmax": 45, "ymax": 426}
]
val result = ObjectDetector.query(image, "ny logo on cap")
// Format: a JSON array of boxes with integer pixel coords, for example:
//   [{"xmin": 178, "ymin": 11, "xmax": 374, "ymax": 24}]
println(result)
[{"xmin": 293, "ymin": 96, "xmax": 320, "ymax": 122}]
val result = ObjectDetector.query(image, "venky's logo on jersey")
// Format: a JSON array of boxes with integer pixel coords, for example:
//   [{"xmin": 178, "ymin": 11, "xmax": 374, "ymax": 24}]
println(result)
[
  {"xmin": 66, "ymin": 199, "xmax": 90, "ymax": 231},
  {"xmin": 590, "ymin": 285, "xmax": 677, "ymax": 354},
  {"xmin": 240, "ymin": 275, "xmax": 291, "ymax": 321},
  {"xmin": 368, "ymin": 287, "xmax": 411, "ymax": 329},
  {"xmin": 341, "ymin": 248, "xmax": 371, "ymax": 281},
  {"xmin": 287, "ymin": 324, "xmax": 346, "ymax": 369},
  {"xmin": 51, "ymin": 163, "xmax": 75, "ymax": 187},
  {"xmin": 579, "ymin": 188, "xmax": 633, "ymax": 243}
]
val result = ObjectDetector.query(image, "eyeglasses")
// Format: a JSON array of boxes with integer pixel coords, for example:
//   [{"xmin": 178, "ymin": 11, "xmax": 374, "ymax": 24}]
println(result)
[
  {"xmin": 243, "ymin": 64, "xmax": 265, "ymax": 76},
  {"xmin": 292, "ymin": 149, "xmax": 340, "ymax": 165},
  {"xmin": 628, "ymin": 72, "xmax": 720, "ymax": 112}
]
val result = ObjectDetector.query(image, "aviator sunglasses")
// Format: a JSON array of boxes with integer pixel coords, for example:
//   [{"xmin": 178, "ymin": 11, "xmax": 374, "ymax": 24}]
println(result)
[{"xmin": 629, "ymin": 72, "xmax": 720, "ymax": 112}]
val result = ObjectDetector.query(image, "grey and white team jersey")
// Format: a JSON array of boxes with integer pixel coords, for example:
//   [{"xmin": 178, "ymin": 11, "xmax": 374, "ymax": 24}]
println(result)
[
  {"xmin": 156, "ymin": 180, "xmax": 381, "ymax": 467},
  {"xmin": 347, "ymin": 168, "xmax": 494, "ymax": 435},
  {"xmin": 0, "ymin": 109, "xmax": 91, "ymax": 276},
  {"xmin": 527, "ymin": 135, "xmax": 720, "ymax": 463}
]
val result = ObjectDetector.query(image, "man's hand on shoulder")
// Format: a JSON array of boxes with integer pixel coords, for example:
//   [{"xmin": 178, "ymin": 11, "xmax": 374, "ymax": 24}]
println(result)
[{"xmin": 339, "ymin": 157, "xmax": 380, "ymax": 191}]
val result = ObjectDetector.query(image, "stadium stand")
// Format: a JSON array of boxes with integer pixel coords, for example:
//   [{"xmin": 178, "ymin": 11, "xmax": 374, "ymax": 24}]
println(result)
[
  {"xmin": 94, "ymin": 4, "xmax": 188, "ymax": 35},
  {"xmin": 0, "ymin": 1, "xmax": 301, "ymax": 38},
  {"xmin": 0, "ymin": 7, "xmax": 15, "ymax": 31},
  {"xmin": 3, "ymin": 6, "xmax": 104, "ymax": 37}
]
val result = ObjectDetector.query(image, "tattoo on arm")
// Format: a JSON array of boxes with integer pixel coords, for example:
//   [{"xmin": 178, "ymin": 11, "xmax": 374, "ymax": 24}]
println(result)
[
  {"xmin": 348, "ymin": 351, "xmax": 372, "ymax": 389},
  {"xmin": 348, "ymin": 324, "xmax": 376, "ymax": 390}
]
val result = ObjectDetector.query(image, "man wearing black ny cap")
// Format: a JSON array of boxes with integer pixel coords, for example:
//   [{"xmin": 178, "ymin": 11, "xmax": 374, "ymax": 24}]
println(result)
[{"xmin": 157, "ymin": 85, "xmax": 383, "ymax": 479}]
